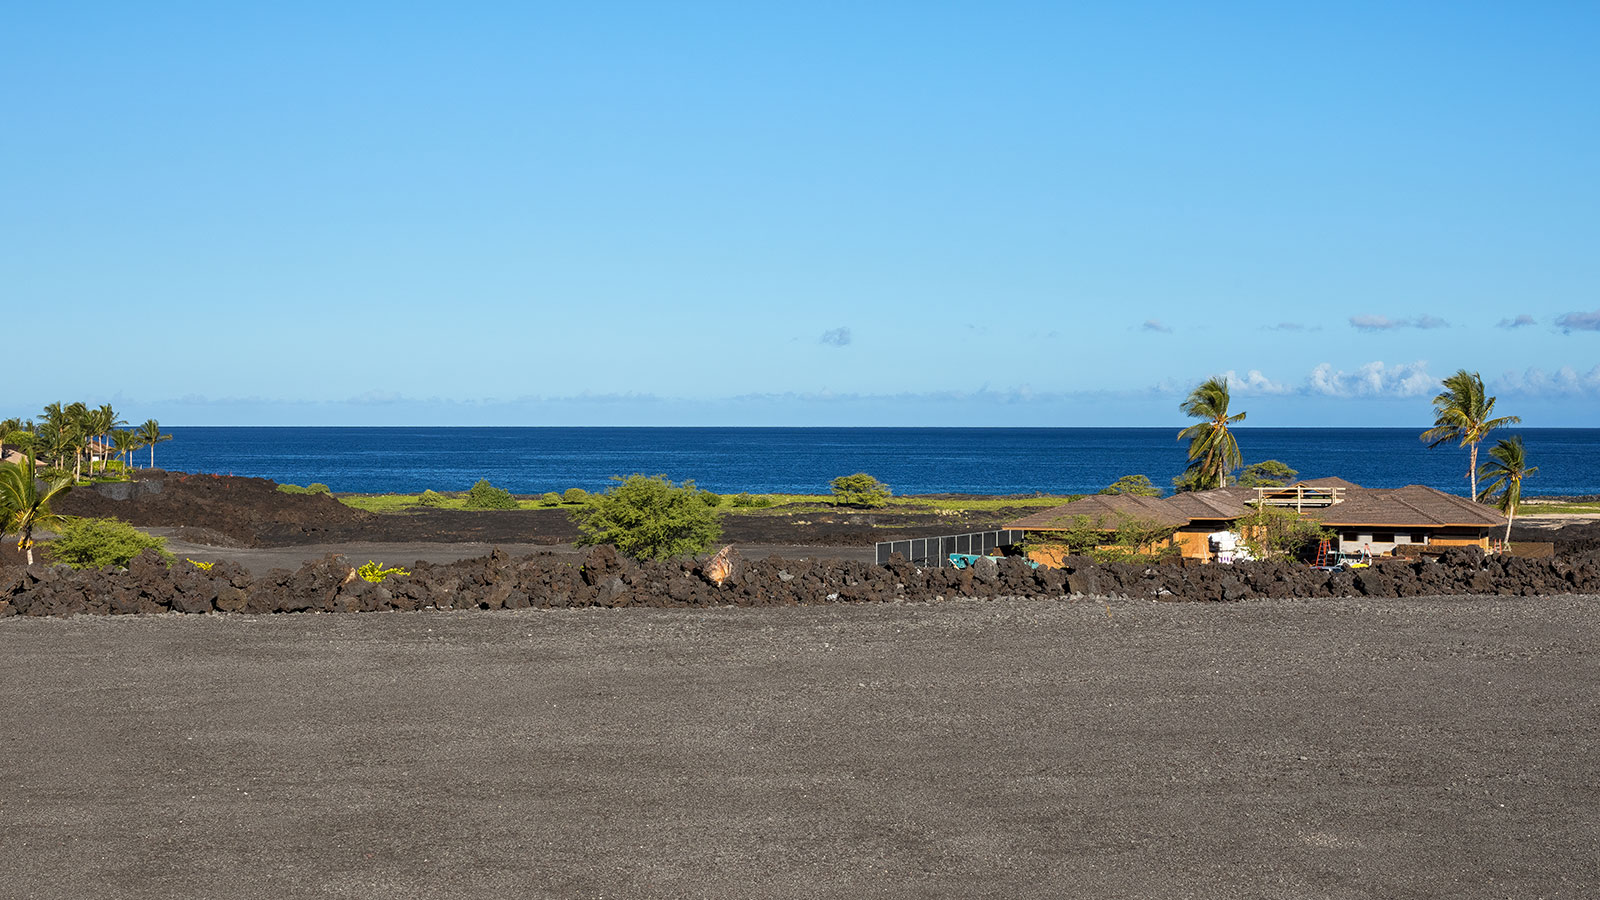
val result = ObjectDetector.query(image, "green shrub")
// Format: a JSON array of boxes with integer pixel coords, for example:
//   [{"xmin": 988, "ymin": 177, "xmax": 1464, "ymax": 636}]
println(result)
[
  {"xmin": 417, "ymin": 489, "xmax": 447, "ymax": 507},
  {"xmin": 730, "ymin": 492, "xmax": 773, "ymax": 508},
  {"xmin": 1237, "ymin": 460, "xmax": 1299, "ymax": 488},
  {"xmin": 1098, "ymin": 474, "xmax": 1162, "ymax": 497},
  {"xmin": 1239, "ymin": 505, "xmax": 1331, "ymax": 561},
  {"xmin": 50, "ymin": 517, "xmax": 173, "ymax": 569},
  {"xmin": 830, "ymin": 472, "xmax": 891, "ymax": 508},
  {"xmin": 463, "ymin": 478, "xmax": 519, "ymax": 510},
  {"xmin": 277, "ymin": 482, "xmax": 332, "ymax": 495},
  {"xmin": 568, "ymin": 474, "xmax": 723, "ymax": 560},
  {"xmin": 357, "ymin": 560, "xmax": 410, "ymax": 583},
  {"xmin": 697, "ymin": 489, "xmax": 722, "ymax": 508},
  {"xmin": 562, "ymin": 488, "xmax": 589, "ymax": 504},
  {"xmin": 540, "ymin": 491, "xmax": 562, "ymax": 507}
]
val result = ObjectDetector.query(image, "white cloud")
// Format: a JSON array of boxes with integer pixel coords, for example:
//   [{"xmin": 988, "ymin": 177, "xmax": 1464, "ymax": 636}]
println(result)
[
  {"xmin": 1350, "ymin": 314, "xmax": 1450, "ymax": 332},
  {"xmin": 1349, "ymin": 315, "xmax": 1400, "ymax": 332},
  {"xmin": 1495, "ymin": 365, "xmax": 1600, "ymax": 397},
  {"xmin": 819, "ymin": 327, "xmax": 852, "ymax": 347},
  {"xmin": 1555, "ymin": 309, "xmax": 1600, "ymax": 333},
  {"xmin": 1141, "ymin": 319, "xmax": 1172, "ymax": 334},
  {"xmin": 1497, "ymin": 314, "xmax": 1536, "ymax": 329},
  {"xmin": 1307, "ymin": 361, "xmax": 1439, "ymax": 398},
  {"xmin": 1223, "ymin": 369, "xmax": 1293, "ymax": 395}
]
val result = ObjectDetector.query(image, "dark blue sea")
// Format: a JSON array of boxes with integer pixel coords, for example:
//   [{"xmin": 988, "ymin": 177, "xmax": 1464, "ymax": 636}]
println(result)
[{"xmin": 148, "ymin": 427, "xmax": 1600, "ymax": 498}]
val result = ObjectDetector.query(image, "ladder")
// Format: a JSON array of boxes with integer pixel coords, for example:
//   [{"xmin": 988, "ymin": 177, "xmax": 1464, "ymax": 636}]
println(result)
[{"xmin": 1313, "ymin": 539, "xmax": 1332, "ymax": 568}]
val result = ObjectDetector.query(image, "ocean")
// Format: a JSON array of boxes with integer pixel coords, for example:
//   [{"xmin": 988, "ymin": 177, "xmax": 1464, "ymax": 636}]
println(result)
[{"xmin": 147, "ymin": 427, "xmax": 1600, "ymax": 498}]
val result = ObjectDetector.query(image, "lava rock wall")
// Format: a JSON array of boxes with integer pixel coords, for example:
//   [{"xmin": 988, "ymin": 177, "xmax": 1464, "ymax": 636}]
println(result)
[{"xmin": 4, "ymin": 546, "xmax": 1600, "ymax": 618}]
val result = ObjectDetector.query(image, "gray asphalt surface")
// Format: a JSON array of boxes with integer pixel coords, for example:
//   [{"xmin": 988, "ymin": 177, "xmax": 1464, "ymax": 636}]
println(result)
[{"xmin": 3, "ymin": 595, "xmax": 1597, "ymax": 899}]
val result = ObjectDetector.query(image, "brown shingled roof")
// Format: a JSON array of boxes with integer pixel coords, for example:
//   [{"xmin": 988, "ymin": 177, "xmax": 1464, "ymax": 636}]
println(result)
[
  {"xmin": 1005, "ymin": 494, "xmax": 1189, "ymax": 530},
  {"xmin": 1292, "ymin": 476, "xmax": 1363, "ymax": 490},
  {"xmin": 1310, "ymin": 485, "xmax": 1505, "ymax": 528},
  {"xmin": 1007, "ymin": 481, "xmax": 1504, "ymax": 532}
]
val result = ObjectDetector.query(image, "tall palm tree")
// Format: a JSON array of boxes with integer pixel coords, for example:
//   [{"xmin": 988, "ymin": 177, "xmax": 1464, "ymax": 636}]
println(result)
[
  {"xmin": 112, "ymin": 429, "xmax": 139, "ymax": 473},
  {"xmin": 1177, "ymin": 376, "xmax": 1246, "ymax": 491},
  {"xmin": 99, "ymin": 405, "xmax": 126, "ymax": 474},
  {"xmin": 1420, "ymin": 370, "xmax": 1520, "ymax": 500},
  {"xmin": 138, "ymin": 419, "xmax": 173, "ymax": 469},
  {"xmin": 40, "ymin": 402, "xmax": 68, "ymax": 470},
  {"xmin": 63, "ymin": 402, "xmax": 91, "ymax": 480},
  {"xmin": 84, "ymin": 404, "xmax": 122, "ymax": 475},
  {"xmin": 1477, "ymin": 436, "xmax": 1537, "ymax": 546},
  {"xmin": 0, "ymin": 461, "xmax": 74, "ymax": 565}
]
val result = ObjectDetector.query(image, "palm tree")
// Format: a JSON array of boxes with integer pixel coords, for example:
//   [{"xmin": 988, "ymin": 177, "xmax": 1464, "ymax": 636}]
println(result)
[
  {"xmin": 0, "ymin": 417, "xmax": 21, "ymax": 463},
  {"xmin": 138, "ymin": 419, "xmax": 173, "ymax": 469},
  {"xmin": 1177, "ymin": 376, "xmax": 1246, "ymax": 491},
  {"xmin": 1420, "ymin": 370, "xmax": 1520, "ymax": 500},
  {"xmin": 0, "ymin": 462, "xmax": 73, "ymax": 565},
  {"xmin": 39, "ymin": 402, "xmax": 68, "ymax": 470},
  {"xmin": 64, "ymin": 402, "xmax": 90, "ymax": 480},
  {"xmin": 1477, "ymin": 436, "xmax": 1537, "ymax": 546},
  {"xmin": 112, "ymin": 429, "xmax": 141, "ymax": 474},
  {"xmin": 84, "ymin": 404, "xmax": 124, "ymax": 475}
]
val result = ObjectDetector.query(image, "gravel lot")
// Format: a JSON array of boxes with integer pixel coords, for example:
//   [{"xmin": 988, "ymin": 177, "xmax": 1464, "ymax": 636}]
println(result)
[{"xmin": 3, "ymin": 595, "xmax": 1597, "ymax": 899}]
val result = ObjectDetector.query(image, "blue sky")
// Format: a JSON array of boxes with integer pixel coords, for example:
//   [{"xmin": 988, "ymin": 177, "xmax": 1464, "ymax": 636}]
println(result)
[{"xmin": 4, "ymin": 2, "xmax": 1597, "ymax": 427}]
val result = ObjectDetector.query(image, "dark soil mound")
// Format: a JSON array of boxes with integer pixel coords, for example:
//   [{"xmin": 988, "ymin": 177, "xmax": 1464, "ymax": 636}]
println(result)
[
  {"xmin": 0, "ymin": 543, "xmax": 26, "ymax": 569},
  {"xmin": 56, "ymin": 471, "xmax": 373, "ymax": 547}
]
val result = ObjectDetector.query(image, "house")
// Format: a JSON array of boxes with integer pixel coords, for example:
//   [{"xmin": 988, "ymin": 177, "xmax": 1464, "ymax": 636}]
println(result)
[
  {"xmin": 1005, "ymin": 478, "xmax": 1506, "ymax": 565},
  {"xmin": 1, "ymin": 449, "xmax": 42, "ymax": 468}
]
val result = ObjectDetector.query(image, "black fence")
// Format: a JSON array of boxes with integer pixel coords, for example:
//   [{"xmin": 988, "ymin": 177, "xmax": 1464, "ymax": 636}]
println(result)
[{"xmin": 875, "ymin": 530, "xmax": 1026, "ymax": 568}]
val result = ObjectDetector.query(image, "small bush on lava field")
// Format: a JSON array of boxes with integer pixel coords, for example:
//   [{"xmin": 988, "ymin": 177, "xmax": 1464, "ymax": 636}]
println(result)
[
  {"xmin": 569, "ymin": 474, "xmax": 723, "ymax": 560},
  {"xmin": 463, "ymin": 479, "xmax": 519, "ymax": 510},
  {"xmin": 357, "ymin": 560, "xmax": 410, "ymax": 583},
  {"xmin": 540, "ymin": 492, "xmax": 562, "ymax": 507},
  {"xmin": 277, "ymin": 482, "xmax": 332, "ymax": 495},
  {"xmin": 49, "ymin": 517, "xmax": 174, "ymax": 569},
  {"xmin": 830, "ymin": 473, "xmax": 891, "ymax": 508},
  {"xmin": 697, "ymin": 490, "xmax": 722, "ymax": 508},
  {"xmin": 416, "ymin": 489, "xmax": 448, "ymax": 507},
  {"xmin": 730, "ymin": 492, "xmax": 773, "ymax": 508},
  {"xmin": 562, "ymin": 488, "xmax": 589, "ymax": 504}
]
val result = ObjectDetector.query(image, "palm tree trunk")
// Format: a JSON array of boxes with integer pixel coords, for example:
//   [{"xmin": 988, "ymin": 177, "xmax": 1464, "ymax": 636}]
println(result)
[{"xmin": 1468, "ymin": 443, "xmax": 1479, "ymax": 499}]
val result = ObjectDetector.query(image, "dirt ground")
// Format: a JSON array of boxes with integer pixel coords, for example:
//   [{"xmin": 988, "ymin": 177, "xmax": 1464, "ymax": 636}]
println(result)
[
  {"xmin": 3, "ymin": 595, "xmax": 1597, "ymax": 899},
  {"xmin": 51, "ymin": 473, "xmax": 1041, "ymax": 551},
  {"xmin": 140, "ymin": 529, "xmax": 876, "ymax": 574}
]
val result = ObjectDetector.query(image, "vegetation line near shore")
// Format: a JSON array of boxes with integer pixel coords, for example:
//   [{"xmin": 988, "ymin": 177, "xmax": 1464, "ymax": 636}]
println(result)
[{"xmin": 335, "ymin": 491, "xmax": 1082, "ymax": 515}]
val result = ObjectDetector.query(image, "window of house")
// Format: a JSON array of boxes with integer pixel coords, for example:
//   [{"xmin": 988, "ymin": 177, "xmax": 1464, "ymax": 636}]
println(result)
[
  {"xmin": 1374, "ymin": 532, "xmax": 1394, "ymax": 543},
  {"xmin": 1342, "ymin": 532, "xmax": 1359, "ymax": 542}
]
